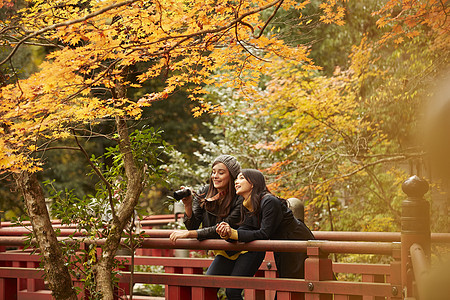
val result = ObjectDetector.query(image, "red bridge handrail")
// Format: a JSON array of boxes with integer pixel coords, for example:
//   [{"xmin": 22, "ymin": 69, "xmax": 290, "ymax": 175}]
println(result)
[{"xmin": 0, "ymin": 235, "xmax": 401, "ymax": 255}]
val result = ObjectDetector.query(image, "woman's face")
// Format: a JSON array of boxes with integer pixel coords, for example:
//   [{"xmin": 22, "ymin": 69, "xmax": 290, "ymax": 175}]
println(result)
[
  {"xmin": 211, "ymin": 163, "xmax": 231, "ymax": 191},
  {"xmin": 234, "ymin": 173, "xmax": 253, "ymax": 198}
]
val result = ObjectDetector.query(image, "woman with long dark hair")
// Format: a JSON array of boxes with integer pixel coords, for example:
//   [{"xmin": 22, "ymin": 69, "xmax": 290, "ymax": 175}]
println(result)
[{"xmin": 216, "ymin": 169, "xmax": 315, "ymax": 296}]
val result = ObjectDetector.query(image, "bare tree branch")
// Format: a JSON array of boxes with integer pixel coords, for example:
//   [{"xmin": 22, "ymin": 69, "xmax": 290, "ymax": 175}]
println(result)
[
  {"xmin": 73, "ymin": 130, "xmax": 117, "ymax": 220},
  {"xmin": 0, "ymin": 0, "xmax": 140, "ymax": 66},
  {"xmin": 255, "ymin": 0, "xmax": 284, "ymax": 38},
  {"xmin": 318, "ymin": 154, "xmax": 423, "ymax": 186},
  {"xmin": 134, "ymin": 0, "xmax": 284, "ymax": 51},
  {"xmin": 233, "ymin": 1, "xmax": 271, "ymax": 62},
  {"xmin": 35, "ymin": 146, "xmax": 80, "ymax": 152}
]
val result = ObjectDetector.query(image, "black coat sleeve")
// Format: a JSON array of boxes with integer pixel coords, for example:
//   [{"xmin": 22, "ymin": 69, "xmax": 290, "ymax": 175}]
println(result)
[
  {"xmin": 196, "ymin": 195, "xmax": 243, "ymax": 240},
  {"xmin": 223, "ymin": 196, "xmax": 244, "ymax": 229},
  {"xmin": 237, "ymin": 195, "xmax": 283, "ymax": 242}
]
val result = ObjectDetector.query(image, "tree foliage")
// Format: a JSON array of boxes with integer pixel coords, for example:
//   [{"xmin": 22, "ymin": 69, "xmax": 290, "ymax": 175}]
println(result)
[
  {"xmin": 0, "ymin": 0, "xmax": 347, "ymax": 298},
  {"xmin": 0, "ymin": 0, "xmax": 341, "ymax": 173},
  {"xmin": 1, "ymin": 0, "xmax": 448, "ymax": 297},
  {"xmin": 181, "ymin": 0, "xmax": 448, "ymax": 233}
]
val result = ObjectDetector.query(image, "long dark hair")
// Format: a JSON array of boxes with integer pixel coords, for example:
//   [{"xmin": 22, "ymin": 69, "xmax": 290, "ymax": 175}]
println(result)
[
  {"xmin": 239, "ymin": 169, "xmax": 271, "ymax": 222},
  {"xmin": 200, "ymin": 161, "xmax": 238, "ymax": 221}
]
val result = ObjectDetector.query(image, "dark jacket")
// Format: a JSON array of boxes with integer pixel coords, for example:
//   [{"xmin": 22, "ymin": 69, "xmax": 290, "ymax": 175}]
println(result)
[
  {"xmin": 184, "ymin": 185, "xmax": 243, "ymax": 240},
  {"xmin": 237, "ymin": 194, "xmax": 314, "ymax": 242},
  {"xmin": 237, "ymin": 194, "xmax": 315, "ymax": 278}
]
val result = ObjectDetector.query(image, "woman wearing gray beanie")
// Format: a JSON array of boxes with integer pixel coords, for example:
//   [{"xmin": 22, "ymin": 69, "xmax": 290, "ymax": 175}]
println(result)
[{"xmin": 170, "ymin": 154, "xmax": 242, "ymax": 242}]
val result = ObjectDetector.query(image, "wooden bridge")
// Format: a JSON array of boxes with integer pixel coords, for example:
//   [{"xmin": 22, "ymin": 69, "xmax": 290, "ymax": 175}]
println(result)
[{"xmin": 0, "ymin": 175, "xmax": 448, "ymax": 300}]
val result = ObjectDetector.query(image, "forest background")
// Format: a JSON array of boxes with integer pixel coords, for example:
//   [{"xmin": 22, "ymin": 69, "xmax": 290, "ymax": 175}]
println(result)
[
  {"xmin": 1, "ymin": 0, "xmax": 449, "ymax": 234},
  {"xmin": 0, "ymin": 0, "xmax": 450, "ymax": 299},
  {"xmin": 0, "ymin": 0, "xmax": 449, "ymax": 297}
]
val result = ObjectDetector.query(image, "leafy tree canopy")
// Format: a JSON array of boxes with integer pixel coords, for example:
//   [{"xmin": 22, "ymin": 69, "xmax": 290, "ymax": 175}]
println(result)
[
  {"xmin": 0, "ymin": 0, "xmax": 350, "ymax": 297},
  {"xmin": 178, "ymin": 0, "xmax": 449, "ymax": 233},
  {"xmin": 1, "ymin": 0, "xmax": 346, "ymax": 175}
]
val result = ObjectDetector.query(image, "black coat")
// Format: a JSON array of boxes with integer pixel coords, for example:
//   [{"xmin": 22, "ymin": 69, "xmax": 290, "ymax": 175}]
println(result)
[
  {"xmin": 237, "ymin": 194, "xmax": 315, "ymax": 278},
  {"xmin": 184, "ymin": 185, "xmax": 243, "ymax": 240}
]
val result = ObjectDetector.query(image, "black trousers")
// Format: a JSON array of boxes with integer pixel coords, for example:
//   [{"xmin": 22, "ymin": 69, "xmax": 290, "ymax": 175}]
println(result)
[
  {"xmin": 206, "ymin": 251, "xmax": 266, "ymax": 300},
  {"xmin": 274, "ymin": 251, "xmax": 308, "ymax": 279}
]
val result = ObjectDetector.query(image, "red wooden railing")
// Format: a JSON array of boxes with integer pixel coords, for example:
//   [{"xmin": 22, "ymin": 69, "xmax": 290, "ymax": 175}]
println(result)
[
  {"xmin": 0, "ymin": 176, "xmax": 448, "ymax": 299},
  {"xmin": 0, "ymin": 229, "xmax": 449, "ymax": 300}
]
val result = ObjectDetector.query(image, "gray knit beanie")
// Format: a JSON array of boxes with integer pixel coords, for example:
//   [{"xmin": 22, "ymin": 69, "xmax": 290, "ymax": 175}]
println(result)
[{"xmin": 213, "ymin": 155, "xmax": 241, "ymax": 178}]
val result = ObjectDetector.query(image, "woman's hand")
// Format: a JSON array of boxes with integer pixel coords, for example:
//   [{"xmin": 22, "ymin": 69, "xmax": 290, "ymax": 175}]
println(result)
[
  {"xmin": 181, "ymin": 194, "xmax": 193, "ymax": 206},
  {"xmin": 169, "ymin": 230, "xmax": 190, "ymax": 244},
  {"xmin": 216, "ymin": 222, "xmax": 231, "ymax": 239},
  {"xmin": 178, "ymin": 187, "xmax": 193, "ymax": 217}
]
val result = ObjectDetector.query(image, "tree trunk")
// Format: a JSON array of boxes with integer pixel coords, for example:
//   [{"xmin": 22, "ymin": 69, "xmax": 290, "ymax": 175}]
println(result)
[
  {"xmin": 14, "ymin": 171, "xmax": 77, "ymax": 300},
  {"xmin": 96, "ymin": 235, "xmax": 120, "ymax": 299},
  {"xmin": 96, "ymin": 116, "xmax": 143, "ymax": 299}
]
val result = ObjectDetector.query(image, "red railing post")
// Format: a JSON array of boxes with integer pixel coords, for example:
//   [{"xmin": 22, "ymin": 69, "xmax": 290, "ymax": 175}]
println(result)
[
  {"xmin": 26, "ymin": 261, "xmax": 45, "ymax": 292},
  {"xmin": 0, "ymin": 254, "xmax": 16, "ymax": 300},
  {"xmin": 164, "ymin": 266, "xmax": 192, "ymax": 300},
  {"xmin": 305, "ymin": 246, "xmax": 334, "ymax": 300},
  {"xmin": 401, "ymin": 175, "xmax": 430, "ymax": 298},
  {"xmin": 263, "ymin": 252, "xmax": 277, "ymax": 300},
  {"xmin": 362, "ymin": 272, "xmax": 384, "ymax": 300},
  {"xmin": 245, "ymin": 252, "xmax": 276, "ymax": 300},
  {"xmin": 184, "ymin": 266, "xmax": 217, "ymax": 300},
  {"xmin": 389, "ymin": 244, "xmax": 402, "ymax": 300},
  {"xmin": 13, "ymin": 260, "xmax": 26, "ymax": 293},
  {"xmin": 115, "ymin": 262, "xmax": 130, "ymax": 299},
  {"xmin": 0, "ymin": 277, "xmax": 16, "ymax": 300},
  {"xmin": 77, "ymin": 241, "xmax": 89, "ymax": 299}
]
